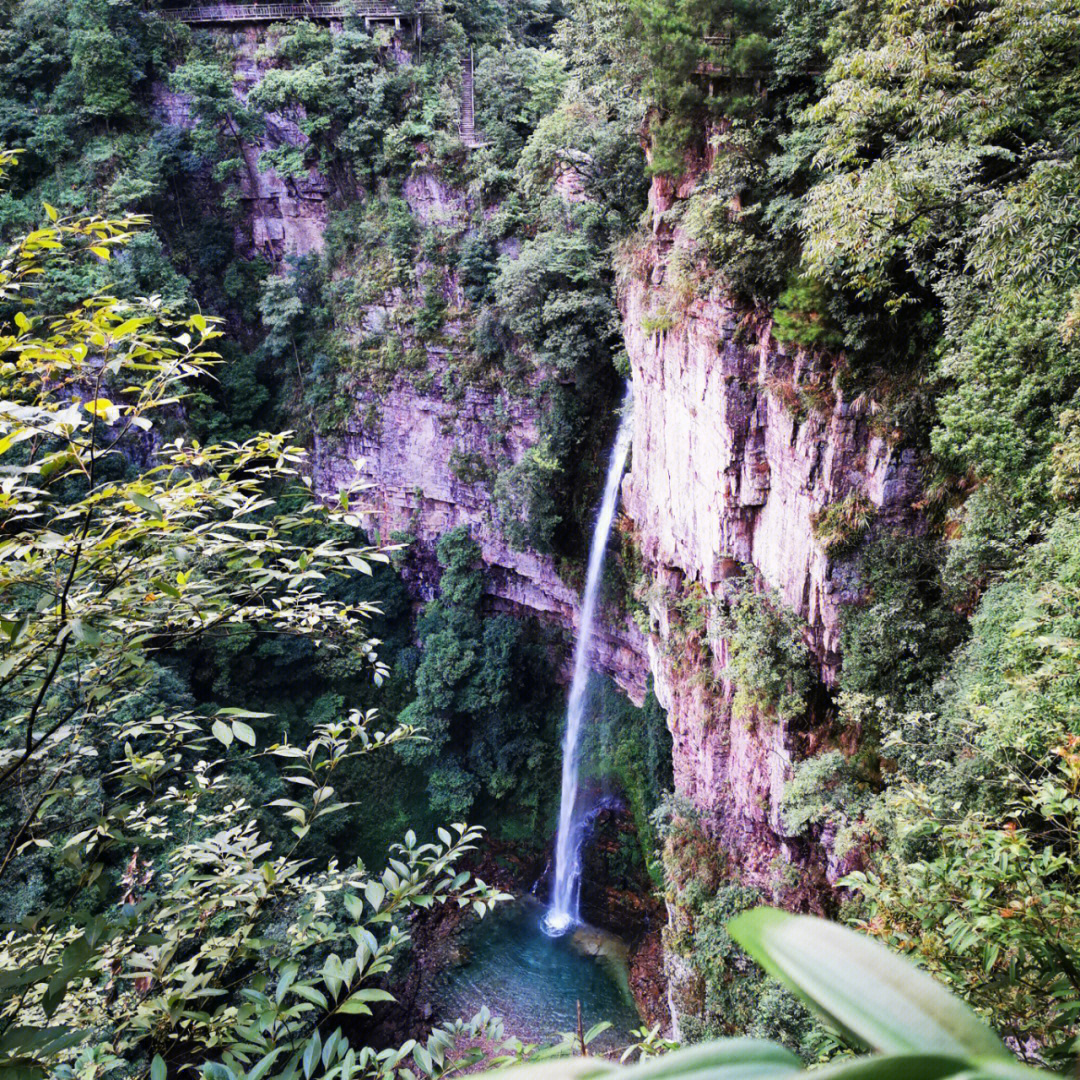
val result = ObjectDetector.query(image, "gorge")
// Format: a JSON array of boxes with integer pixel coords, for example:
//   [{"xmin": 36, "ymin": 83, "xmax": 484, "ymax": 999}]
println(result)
[{"xmin": 2, "ymin": 0, "xmax": 1079, "ymax": 1074}]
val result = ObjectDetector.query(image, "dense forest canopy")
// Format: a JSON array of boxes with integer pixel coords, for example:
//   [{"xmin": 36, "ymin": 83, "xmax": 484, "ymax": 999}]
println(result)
[{"xmin": 1, "ymin": 0, "xmax": 1080, "ymax": 1075}]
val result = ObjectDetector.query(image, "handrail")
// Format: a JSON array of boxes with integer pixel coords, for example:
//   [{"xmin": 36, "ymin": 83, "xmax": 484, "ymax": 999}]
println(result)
[{"xmin": 161, "ymin": 3, "xmax": 432, "ymax": 22}]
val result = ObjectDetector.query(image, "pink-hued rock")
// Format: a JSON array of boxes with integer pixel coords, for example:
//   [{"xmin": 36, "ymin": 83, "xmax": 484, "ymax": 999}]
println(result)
[
  {"xmin": 622, "ymin": 280, "xmax": 921, "ymax": 680},
  {"xmin": 153, "ymin": 28, "xmax": 331, "ymax": 262},
  {"xmin": 617, "ymin": 172, "xmax": 923, "ymax": 897},
  {"xmin": 311, "ymin": 374, "xmax": 650, "ymax": 700}
]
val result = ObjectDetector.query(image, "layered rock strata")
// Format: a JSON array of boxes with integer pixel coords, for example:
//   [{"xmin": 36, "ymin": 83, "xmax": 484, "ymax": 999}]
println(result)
[
  {"xmin": 312, "ymin": 375, "xmax": 649, "ymax": 699},
  {"xmin": 619, "ymin": 177, "xmax": 922, "ymax": 875}
]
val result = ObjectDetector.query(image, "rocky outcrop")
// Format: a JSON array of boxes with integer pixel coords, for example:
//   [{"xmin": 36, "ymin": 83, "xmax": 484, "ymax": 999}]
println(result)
[
  {"xmin": 618, "ymin": 175, "xmax": 923, "ymax": 893},
  {"xmin": 153, "ymin": 26, "xmax": 334, "ymax": 262},
  {"xmin": 312, "ymin": 372, "xmax": 649, "ymax": 698}
]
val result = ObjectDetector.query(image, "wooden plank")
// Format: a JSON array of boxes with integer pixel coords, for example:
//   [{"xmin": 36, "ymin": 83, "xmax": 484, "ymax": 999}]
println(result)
[{"xmin": 161, "ymin": 3, "xmax": 431, "ymax": 23}]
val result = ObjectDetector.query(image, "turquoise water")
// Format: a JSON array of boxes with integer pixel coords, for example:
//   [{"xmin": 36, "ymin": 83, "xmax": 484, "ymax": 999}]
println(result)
[{"xmin": 432, "ymin": 898, "xmax": 642, "ymax": 1050}]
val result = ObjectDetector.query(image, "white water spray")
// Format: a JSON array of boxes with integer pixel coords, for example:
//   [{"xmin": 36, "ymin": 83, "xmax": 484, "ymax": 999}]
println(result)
[{"xmin": 544, "ymin": 386, "xmax": 634, "ymax": 936}]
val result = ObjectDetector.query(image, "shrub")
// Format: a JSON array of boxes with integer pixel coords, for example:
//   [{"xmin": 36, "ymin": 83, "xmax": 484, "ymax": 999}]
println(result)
[
  {"xmin": 772, "ymin": 276, "xmax": 844, "ymax": 350},
  {"xmin": 719, "ymin": 580, "xmax": 812, "ymax": 722},
  {"xmin": 811, "ymin": 490, "xmax": 875, "ymax": 557},
  {"xmin": 840, "ymin": 533, "xmax": 963, "ymax": 708}
]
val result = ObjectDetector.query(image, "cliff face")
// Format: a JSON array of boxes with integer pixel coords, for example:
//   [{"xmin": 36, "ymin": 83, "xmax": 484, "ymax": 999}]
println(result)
[
  {"xmin": 156, "ymin": 23, "xmax": 650, "ymax": 693},
  {"xmin": 619, "ymin": 177, "xmax": 921, "ymax": 881},
  {"xmin": 616, "ymin": 174, "xmax": 922, "ymax": 1032},
  {"xmin": 153, "ymin": 26, "xmax": 330, "ymax": 263},
  {"xmin": 312, "ymin": 371, "xmax": 649, "ymax": 698},
  {"xmin": 161, "ymin": 14, "xmax": 919, "ymax": 987}
]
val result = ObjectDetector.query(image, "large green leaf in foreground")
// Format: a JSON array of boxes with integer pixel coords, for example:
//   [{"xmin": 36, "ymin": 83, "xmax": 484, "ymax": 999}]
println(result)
[{"xmin": 728, "ymin": 908, "xmax": 1010, "ymax": 1058}]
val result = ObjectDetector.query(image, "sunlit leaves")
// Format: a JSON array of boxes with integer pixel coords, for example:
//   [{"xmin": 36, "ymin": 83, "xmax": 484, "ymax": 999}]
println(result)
[{"xmin": 0, "ymin": 195, "xmax": 498, "ymax": 1079}]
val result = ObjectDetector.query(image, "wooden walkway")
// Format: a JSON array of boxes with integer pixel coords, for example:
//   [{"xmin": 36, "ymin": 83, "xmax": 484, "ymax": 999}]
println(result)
[{"xmin": 161, "ymin": 3, "xmax": 431, "ymax": 23}]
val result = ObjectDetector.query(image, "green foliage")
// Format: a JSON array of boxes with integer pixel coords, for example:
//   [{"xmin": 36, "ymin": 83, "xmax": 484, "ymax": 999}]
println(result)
[
  {"xmin": 396, "ymin": 527, "xmax": 559, "ymax": 827},
  {"xmin": 719, "ymin": 580, "xmax": 811, "ymax": 722},
  {"xmin": 578, "ymin": 680, "xmax": 672, "ymax": 882},
  {"xmin": 729, "ymin": 908, "xmax": 1011, "ymax": 1059},
  {"xmin": 821, "ymin": 511, "xmax": 1080, "ymax": 1059},
  {"xmin": 772, "ymin": 277, "xmax": 843, "ymax": 350},
  {"xmin": 627, "ymin": 0, "xmax": 771, "ymax": 175},
  {"xmin": 0, "ymin": 207, "xmax": 510, "ymax": 1078},
  {"xmin": 844, "ymin": 740, "xmax": 1080, "ymax": 1062},
  {"xmin": 655, "ymin": 804, "xmax": 816, "ymax": 1056},
  {"xmin": 683, "ymin": 886, "xmax": 816, "ymax": 1054},
  {"xmin": 494, "ymin": 208, "xmax": 620, "ymax": 378},
  {"xmin": 169, "ymin": 53, "xmax": 264, "ymax": 189},
  {"xmin": 810, "ymin": 491, "xmax": 875, "ymax": 557},
  {"xmin": 780, "ymin": 748, "xmax": 874, "ymax": 860},
  {"xmin": 933, "ymin": 295, "xmax": 1080, "ymax": 517},
  {"xmin": 839, "ymin": 534, "xmax": 963, "ymax": 709}
]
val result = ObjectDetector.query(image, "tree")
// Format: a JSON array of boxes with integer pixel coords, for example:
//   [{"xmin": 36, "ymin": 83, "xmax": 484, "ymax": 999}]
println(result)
[
  {"xmin": 0, "ymin": 182, "xmax": 508, "ymax": 1077},
  {"xmin": 396, "ymin": 528, "xmax": 555, "ymax": 822},
  {"xmin": 169, "ymin": 55, "xmax": 264, "ymax": 193}
]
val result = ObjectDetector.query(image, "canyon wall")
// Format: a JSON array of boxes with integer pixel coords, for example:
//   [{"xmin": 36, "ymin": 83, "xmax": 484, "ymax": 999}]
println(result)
[
  {"xmin": 153, "ymin": 26, "xmax": 330, "ymax": 263},
  {"xmin": 156, "ymin": 23, "xmax": 648, "ymax": 693},
  {"xmin": 311, "ymin": 367, "xmax": 649, "ymax": 698},
  {"xmin": 619, "ymin": 176, "xmax": 922, "ymax": 881},
  {"xmin": 161, "ymin": 19, "xmax": 922, "ymax": 1029},
  {"xmin": 618, "ymin": 175, "xmax": 923, "ymax": 1032}
]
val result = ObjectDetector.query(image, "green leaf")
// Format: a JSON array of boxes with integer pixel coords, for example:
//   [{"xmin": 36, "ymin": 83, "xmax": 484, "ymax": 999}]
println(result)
[
  {"xmin": 303, "ymin": 1030, "xmax": 322, "ymax": 1079},
  {"xmin": 584, "ymin": 1020, "xmax": 612, "ymax": 1044},
  {"xmin": 131, "ymin": 492, "xmax": 163, "ymax": 520},
  {"xmin": 231, "ymin": 720, "xmax": 256, "ymax": 747},
  {"xmin": 247, "ymin": 1048, "xmax": 285, "ymax": 1080},
  {"xmin": 364, "ymin": 880, "xmax": 385, "ymax": 913},
  {"xmin": 470, "ymin": 1059, "xmax": 614, "ymax": 1078},
  {"xmin": 151, "ymin": 1054, "xmax": 167, "ymax": 1080},
  {"xmin": 619, "ymin": 1039, "xmax": 801, "ymax": 1079},
  {"xmin": 276, "ymin": 962, "xmax": 299, "ymax": 1004},
  {"xmin": 807, "ymin": 1054, "xmax": 982, "ymax": 1080},
  {"xmin": 211, "ymin": 719, "xmax": 233, "ymax": 747},
  {"xmin": 290, "ymin": 982, "xmax": 329, "ymax": 1009},
  {"xmin": 39, "ymin": 451, "xmax": 78, "ymax": 481},
  {"xmin": 338, "ymin": 987, "xmax": 395, "ymax": 1014},
  {"xmin": 727, "ymin": 909, "xmax": 1010, "ymax": 1058},
  {"xmin": 413, "ymin": 1044, "xmax": 434, "ymax": 1075}
]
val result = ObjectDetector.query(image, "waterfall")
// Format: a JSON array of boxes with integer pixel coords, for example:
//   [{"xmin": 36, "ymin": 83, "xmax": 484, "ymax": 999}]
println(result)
[{"xmin": 544, "ymin": 385, "xmax": 634, "ymax": 936}]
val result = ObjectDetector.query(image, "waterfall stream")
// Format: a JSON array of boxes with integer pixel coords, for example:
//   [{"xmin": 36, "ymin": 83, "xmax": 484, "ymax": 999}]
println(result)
[{"xmin": 544, "ymin": 385, "xmax": 634, "ymax": 936}]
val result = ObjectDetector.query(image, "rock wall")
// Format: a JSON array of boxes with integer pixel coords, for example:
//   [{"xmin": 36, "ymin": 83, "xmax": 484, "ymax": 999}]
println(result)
[
  {"xmin": 618, "ymin": 175, "xmax": 923, "ymax": 887},
  {"xmin": 161, "ymin": 18, "xmax": 922, "ymax": 1010},
  {"xmin": 311, "ymin": 372, "xmax": 649, "ymax": 698},
  {"xmin": 153, "ymin": 26, "xmax": 333, "ymax": 263},
  {"xmin": 155, "ymin": 25, "xmax": 651, "ymax": 694}
]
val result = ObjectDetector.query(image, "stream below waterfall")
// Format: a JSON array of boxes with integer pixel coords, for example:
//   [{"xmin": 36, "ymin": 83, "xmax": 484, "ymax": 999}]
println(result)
[{"xmin": 430, "ymin": 897, "xmax": 641, "ymax": 1050}]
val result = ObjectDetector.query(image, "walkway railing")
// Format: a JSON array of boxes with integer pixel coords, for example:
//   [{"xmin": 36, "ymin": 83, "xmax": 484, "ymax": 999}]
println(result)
[{"xmin": 161, "ymin": 3, "xmax": 432, "ymax": 23}]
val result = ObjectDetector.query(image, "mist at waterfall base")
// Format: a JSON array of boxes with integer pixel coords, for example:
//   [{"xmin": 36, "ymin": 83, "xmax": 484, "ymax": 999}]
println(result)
[
  {"xmin": 545, "ymin": 386, "xmax": 635, "ymax": 936},
  {"xmin": 432, "ymin": 898, "xmax": 641, "ymax": 1049}
]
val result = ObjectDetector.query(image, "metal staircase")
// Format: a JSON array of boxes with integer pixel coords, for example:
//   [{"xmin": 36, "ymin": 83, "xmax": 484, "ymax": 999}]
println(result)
[{"xmin": 459, "ymin": 47, "xmax": 485, "ymax": 149}]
